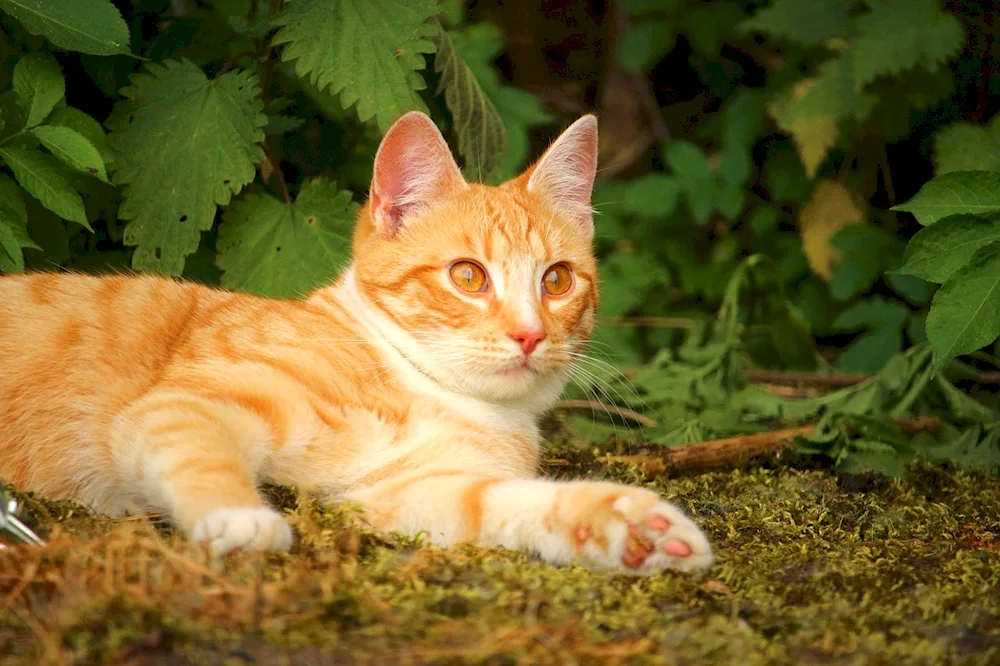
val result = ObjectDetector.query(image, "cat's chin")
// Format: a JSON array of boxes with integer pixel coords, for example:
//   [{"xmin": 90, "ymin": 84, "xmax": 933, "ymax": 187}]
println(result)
[{"xmin": 456, "ymin": 364, "xmax": 568, "ymax": 407}]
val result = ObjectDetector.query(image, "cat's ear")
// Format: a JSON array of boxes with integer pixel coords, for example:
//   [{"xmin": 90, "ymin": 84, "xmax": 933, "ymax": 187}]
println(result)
[
  {"xmin": 526, "ymin": 114, "xmax": 598, "ymax": 233},
  {"xmin": 369, "ymin": 111, "xmax": 466, "ymax": 238}
]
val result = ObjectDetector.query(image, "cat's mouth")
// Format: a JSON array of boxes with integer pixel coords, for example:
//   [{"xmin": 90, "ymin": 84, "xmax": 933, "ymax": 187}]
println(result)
[{"xmin": 494, "ymin": 357, "xmax": 538, "ymax": 378}]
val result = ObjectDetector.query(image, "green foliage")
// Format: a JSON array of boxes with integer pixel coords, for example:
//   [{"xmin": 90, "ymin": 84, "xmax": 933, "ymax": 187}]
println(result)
[
  {"xmin": 107, "ymin": 60, "xmax": 265, "ymax": 274},
  {"xmin": 270, "ymin": 0, "xmax": 438, "ymax": 132},
  {"xmin": 0, "ymin": 0, "xmax": 130, "ymax": 56},
  {"xmin": 217, "ymin": 178, "xmax": 357, "ymax": 297},
  {"xmin": 894, "ymin": 171, "xmax": 1000, "ymax": 226}
]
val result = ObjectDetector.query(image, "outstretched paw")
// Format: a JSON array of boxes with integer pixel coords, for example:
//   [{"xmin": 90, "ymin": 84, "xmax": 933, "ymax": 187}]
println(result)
[
  {"xmin": 559, "ymin": 485, "xmax": 713, "ymax": 575},
  {"xmin": 192, "ymin": 507, "xmax": 294, "ymax": 554}
]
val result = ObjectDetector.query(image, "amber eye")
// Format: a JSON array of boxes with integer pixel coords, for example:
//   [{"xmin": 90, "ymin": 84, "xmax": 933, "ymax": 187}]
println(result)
[
  {"xmin": 542, "ymin": 263, "xmax": 573, "ymax": 296},
  {"xmin": 449, "ymin": 260, "xmax": 488, "ymax": 293}
]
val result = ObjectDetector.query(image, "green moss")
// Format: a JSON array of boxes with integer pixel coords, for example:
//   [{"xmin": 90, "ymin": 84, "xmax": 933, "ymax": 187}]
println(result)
[{"xmin": 1, "ymin": 444, "xmax": 998, "ymax": 665}]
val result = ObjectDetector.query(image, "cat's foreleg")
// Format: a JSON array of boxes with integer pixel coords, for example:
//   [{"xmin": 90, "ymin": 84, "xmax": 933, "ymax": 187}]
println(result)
[
  {"xmin": 345, "ymin": 470, "xmax": 713, "ymax": 575},
  {"xmin": 111, "ymin": 391, "xmax": 293, "ymax": 553}
]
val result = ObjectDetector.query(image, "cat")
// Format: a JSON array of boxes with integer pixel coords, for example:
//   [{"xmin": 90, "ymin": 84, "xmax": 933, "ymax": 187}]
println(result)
[{"xmin": 0, "ymin": 111, "xmax": 713, "ymax": 575}]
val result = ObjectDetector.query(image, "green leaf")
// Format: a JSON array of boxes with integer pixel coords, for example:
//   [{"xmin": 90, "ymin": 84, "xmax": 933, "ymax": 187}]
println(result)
[
  {"xmin": 828, "ymin": 226, "xmax": 903, "ymax": 301},
  {"xmin": 621, "ymin": 174, "xmax": 679, "ymax": 218},
  {"xmin": 617, "ymin": 20, "xmax": 674, "ymax": 72},
  {"xmin": 12, "ymin": 53, "xmax": 65, "ymax": 128},
  {"xmin": 665, "ymin": 141, "xmax": 714, "ymax": 224},
  {"xmin": 271, "ymin": 0, "xmax": 437, "ymax": 132},
  {"xmin": 0, "ymin": 173, "xmax": 39, "ymax": 272},
  {"xmin": 934, "ymin": 120, "xmax": 1000, "ymax": 175},
  {"xmin": 894, "ymin": 215, "xmax": 1000, "ymax": 283},
  {"xmin": 107, "ymin": 60, "xmax": 266, "ymax": 275},
  {"xmin": 833, "ymin": 297, "xmax": 909, "ymax": 373},
  {"xmin": 926, "ymin": 242, "xmax": 1000, "ymax": 373},
  {"xmin": 893, "ymin": 171, "xmax": 1000, "ymax": 226},
  {"xmin": 449, "ymin": 23, "xmax": 552, "ymax": 179},
  {"xmin": 217, "ymin": 178, "xmax": 358, "ymax": 298},
  {"xmin": 30, "ymin": 125, "xmax": 108, "ymax": 182},
  {"xmin": 851, "ymin": 0, "xmax": 965, "ymax": 88},
  {"xmin": 47, "ymin": 107, "xmax": 113, "ymax": 166},
  {"xmin": 740, "ymin": 0, "xmax": 851, "ymax": 46},
  {"xmin": 0, "ymin": 143, "xmax": 87, "ymax": 227},
  {"xmin": 431, "ymin": 20, "xmax": 506, "ymax": 180},
  {"xmin": 0, "ymin": 0, "xmax": 130, "ymax": 55}
]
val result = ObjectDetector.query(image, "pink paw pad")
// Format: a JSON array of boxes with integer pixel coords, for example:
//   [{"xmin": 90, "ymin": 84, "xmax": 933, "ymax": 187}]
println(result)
[
  {"xmin": 646, "ymin": 515, "xmax": 671, "ymax": 531},
  {"xmin": 662, "ymin": 539, "xmax": 692, "ymax": 557}
]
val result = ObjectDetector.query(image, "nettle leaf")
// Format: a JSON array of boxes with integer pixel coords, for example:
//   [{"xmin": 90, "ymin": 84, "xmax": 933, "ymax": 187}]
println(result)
[
  {"xmin": 107, "ymin": 60, "xmax": 265, "ymax": 275},
  {"xmin": 665, "ymin": 141, "xmax": 715, "ymax": 224},
  {"xmin": 12, "ymin": 53, "xmax": 65, "ymax": 128},
  {"xmin": 431, "ymin": 20, "xmax": 505, "ymax": 180},
  {"xmin": 271, "ymin": 0, "xmax": 437, "ymax": 132},
  {"xmin": 934, "ymin": 120, "xmax": 1000, "ymax": 175},
  {"xmin": 0, "ymin": 173, "xmax": 40, "ymax": 272},
  {"xmin": 926, "ymin": 242, "xmax": 1000, "ymax": 373},
  {"xmin": 449, "ymin": 23, "xmax": 552, "ymax": 179},
  {"xmin": 894, "ymin": 171, "xmax": 1000, "ymax": 226},
  {"xmin": 0, "ymin": 0, "xmax": 130, "ymax": 55},
  {"xmin": 851, "ymin": 0, "xmax": 964, "ymax": 88},
  {"xmin": 30, "ymin": 125, "xmax": 108, "ymax": 182},
  {"xmin": 217, "ymin": 178, "xmax": 358, "ymax": 298},
  {"xmin": 894, "ymin": 215, "xmax": 1000, "ymax": 284},
  {"xmin": 740, "ymin": 0, "xmax": 851, "ymax": 46},
  {"xmin": 0, "ymin": 143, "xmax": 88, "ymax": 227}
]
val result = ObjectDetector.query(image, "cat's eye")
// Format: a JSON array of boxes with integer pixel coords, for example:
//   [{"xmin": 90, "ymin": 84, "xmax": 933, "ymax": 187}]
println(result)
[
  {"xmin": 449, "ymin": 260, "xmax": 489, "ymax": 293},
  {"xmin": 542, "ymin": 263, "xmax": 573, "ymax": 296}
]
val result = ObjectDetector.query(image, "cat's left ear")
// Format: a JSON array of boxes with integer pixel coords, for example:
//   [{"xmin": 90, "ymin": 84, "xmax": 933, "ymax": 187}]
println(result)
[
  {"xmin": 369, "ymin": 111, "xmax": 466, "ymax": 238},
  {"xmin": 525, "ymin": 114, "xmax": 598, "ymax": 234}
]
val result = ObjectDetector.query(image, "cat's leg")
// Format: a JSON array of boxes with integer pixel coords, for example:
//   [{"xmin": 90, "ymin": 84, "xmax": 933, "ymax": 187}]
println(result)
[
  {"xmin": 345, "ymin": 471, "xmax": 712, "ymax": 575},
  {"xmin": 111, "ymin": 391, "xmax": 293, "ymax": 553}
]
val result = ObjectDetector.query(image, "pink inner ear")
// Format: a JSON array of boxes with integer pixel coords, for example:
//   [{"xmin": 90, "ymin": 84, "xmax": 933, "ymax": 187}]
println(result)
[
  {"xmin": 369, "ymin": 112, "xmax": 465, "ymax": 237},
  {"xmin": 527, "ymin": 115, "xmax": 598, "ymax": 229}
]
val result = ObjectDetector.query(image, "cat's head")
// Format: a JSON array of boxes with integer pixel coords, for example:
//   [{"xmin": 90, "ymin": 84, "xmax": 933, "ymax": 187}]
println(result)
[{"xmin": 351, "ymin": 111, "xmax": 599, "ymax": 407}]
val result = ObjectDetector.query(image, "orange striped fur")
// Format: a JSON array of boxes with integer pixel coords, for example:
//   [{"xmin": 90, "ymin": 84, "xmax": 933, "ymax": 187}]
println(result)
[{"xmin": 0, "ymin": 113, "xmax": 712, "ymax": 573}]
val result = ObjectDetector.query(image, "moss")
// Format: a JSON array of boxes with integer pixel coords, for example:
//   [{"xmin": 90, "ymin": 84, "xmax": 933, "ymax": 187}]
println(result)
[{"xmin": 1, "ymin": 441, "xmax": 998, "ymax": 665}]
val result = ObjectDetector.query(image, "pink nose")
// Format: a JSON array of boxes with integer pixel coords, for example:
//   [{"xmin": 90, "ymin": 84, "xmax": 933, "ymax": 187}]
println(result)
[{"xmin": 509, "ymin": 328, "xmax": 546, "ymax": 355}]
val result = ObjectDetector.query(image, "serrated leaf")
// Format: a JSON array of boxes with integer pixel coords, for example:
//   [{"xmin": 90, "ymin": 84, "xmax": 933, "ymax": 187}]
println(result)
[
  {"xmin": 271, "ymin": 0, "xmax": 437, "ymax": 132},
  {"xmin": 217, "ymin": 178, "xmax": 357, "ymax": 297},
  {"xmin": 740, "ymin": 0, "xmax": 851, "ymax": 46},
  {"xmin": 107, "ymin": 60, "xmax": 265, "ymax": 275},
  {"xmin": 0, "ymin": 173, "xmax": 39, "ymax": 272},
  {"xmin": 851, "ymin": 0, "xmax": 965, "ymax": 88},
  {"xmin": 431, "ymin": 20, "xmax": 505, "ymax": 180},
  {"xmin": 48, "ymin": 107, "xmax": 113, "ymax": 166},
  {"xmin": 933, "ymin": 120, "xmax": 1000, "ymax": 175},
  {"xmin": 799, "ymin": 180, "xmax": 866, "ymax": 279},
  {"xmin": 12, "ymin": 53, "xmax": 64, "ymax": 128},
  {"xmin": 0, "ymin": 143, "xmax": 87, "ymax": 227},
  {"xmin": 893, "ymin": 171, "xmax": 1000, "ymax": 226},
  {"xmin": 665, "ymin": 141, "xmax": 715, "ymax": 224},
  {"xmin": 30, "ymin": 125, "xmax": 108, "ymax": 182},
  {"xmin": 449, "ymin": 23, "xmax": 552, "ymax": 178},
  {"xmin": 0, "ymin": 0, "xmax": 130, "ymax": 55},
  {"xmin": 926, "ymin": 242, "xmax": 1000, "ymax": 373},
  {"xmin": 771, "ymin": 102, "xmax": 838, "ymax": 177},
  {"xmin": 894, "ymin": 215, "xmax": 1000, "ymax": 283}
]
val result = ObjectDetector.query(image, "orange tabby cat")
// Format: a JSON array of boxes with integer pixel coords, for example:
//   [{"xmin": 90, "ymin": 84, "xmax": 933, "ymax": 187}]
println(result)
[{"xmin": 0, "ymin": 112, "xmax": 712, "ymax": 574}]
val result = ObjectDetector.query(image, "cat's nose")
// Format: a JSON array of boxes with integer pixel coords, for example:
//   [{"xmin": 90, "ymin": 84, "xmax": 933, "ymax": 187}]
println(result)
[{"xmin": 509, "ymin": 327, "xmax": 546, "ymax": 355}]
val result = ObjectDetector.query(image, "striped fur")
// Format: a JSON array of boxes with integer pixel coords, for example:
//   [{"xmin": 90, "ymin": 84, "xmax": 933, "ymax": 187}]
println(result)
[{"xmin": 0, "ymin": 112, "xmax": 712, "ymax": 574}]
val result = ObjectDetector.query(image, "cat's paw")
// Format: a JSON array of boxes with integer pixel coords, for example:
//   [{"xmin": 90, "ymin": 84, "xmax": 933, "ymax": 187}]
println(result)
[
  {"xmin": 553, "ymin": 484, "xmax": 713, "ymax": 575},
  {"xmin": 192, "ymin": 507, "xmax": 294, "ymax": 554}
]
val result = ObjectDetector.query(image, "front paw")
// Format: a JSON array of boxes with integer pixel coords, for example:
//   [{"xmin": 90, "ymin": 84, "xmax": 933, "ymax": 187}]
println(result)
[
  {"xmin": 192, "ymin": 507, "xmax": 294, "ymax": 554},
  {"xmin": 552, "ymin": 484, "xmax": 713, "ymax": 575}
]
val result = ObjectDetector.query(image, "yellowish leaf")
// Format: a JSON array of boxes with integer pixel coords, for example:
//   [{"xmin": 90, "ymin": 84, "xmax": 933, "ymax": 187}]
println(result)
[
  {"xmin": 769, "ymin": 79, "xmax": 840, "ymax": 177},
  {"xmin": 799, "ymin": 179, "xmax": 867, "ymax": 279}
]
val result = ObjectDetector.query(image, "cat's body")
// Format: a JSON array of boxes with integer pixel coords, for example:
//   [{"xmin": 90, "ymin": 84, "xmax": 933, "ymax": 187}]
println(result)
[{"xmin": 0, "ymin": 112, "xmax": 713, "ymax": 574}]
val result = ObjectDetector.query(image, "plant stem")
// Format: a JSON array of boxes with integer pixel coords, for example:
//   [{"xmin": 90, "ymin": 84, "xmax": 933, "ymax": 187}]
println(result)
[{"xmin": 556, "ymin": 399, "xmax": 657, "ymax": 428}]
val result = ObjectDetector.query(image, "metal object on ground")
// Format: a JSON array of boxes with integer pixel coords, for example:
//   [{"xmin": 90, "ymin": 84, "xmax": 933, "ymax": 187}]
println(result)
[{"xmin": 0, "ymin": 483, "xmax": 46, "ymax": 547}]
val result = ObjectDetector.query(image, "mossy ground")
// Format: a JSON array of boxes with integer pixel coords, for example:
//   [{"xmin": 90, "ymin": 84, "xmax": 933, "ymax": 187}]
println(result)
[{"xmin": 1, "ymin": 433, "xmax": 998, "ymax": 666}]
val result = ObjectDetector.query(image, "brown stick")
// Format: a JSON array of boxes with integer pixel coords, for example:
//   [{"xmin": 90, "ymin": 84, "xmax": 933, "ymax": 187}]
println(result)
[
  {"xmin": 556, "ymin": 399, "xmax": 658, "ymax": 428},
  {"xmin": 596, "ymin": 417, "xmax": 940, "ymax": 473}
]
